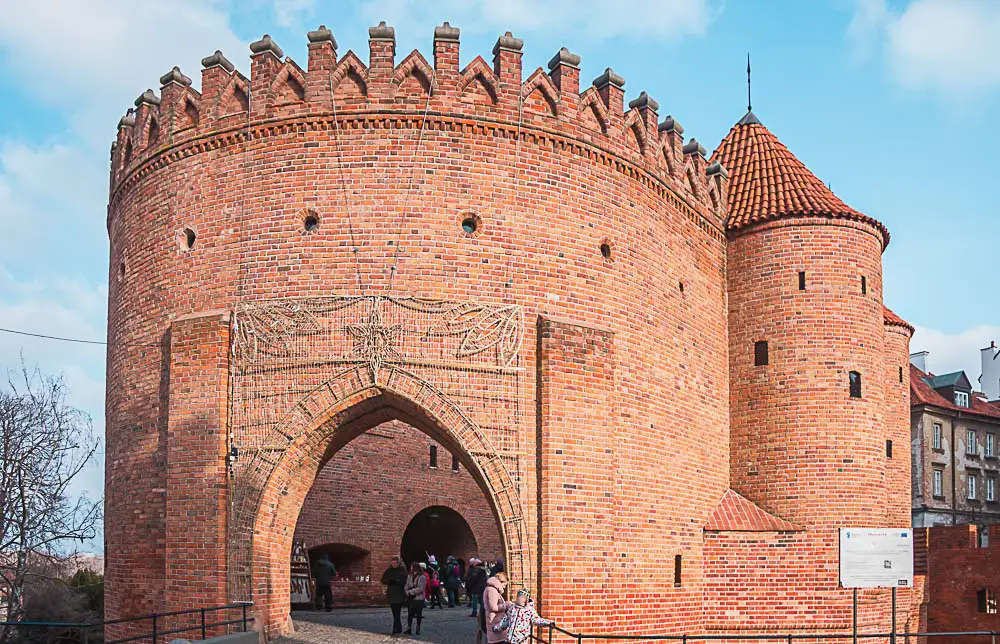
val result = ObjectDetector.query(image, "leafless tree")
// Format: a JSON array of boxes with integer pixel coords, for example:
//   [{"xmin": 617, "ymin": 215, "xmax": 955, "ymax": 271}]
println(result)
[{"xmin": 0, "ymin": 361, "xmax": 101, "ymax": 631}]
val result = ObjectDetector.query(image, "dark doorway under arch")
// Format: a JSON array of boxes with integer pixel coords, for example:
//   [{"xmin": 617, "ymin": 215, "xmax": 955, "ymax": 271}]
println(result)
[
  {"xmin": 401, "ymin": 505, "xmax": 479, "ymax": 566},
  {"xmin": 308, "ymin": 543, "xmax": 371, "ymax": 580}
]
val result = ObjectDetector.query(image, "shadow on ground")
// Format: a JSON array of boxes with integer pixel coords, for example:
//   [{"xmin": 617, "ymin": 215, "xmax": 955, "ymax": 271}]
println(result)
[{"xmin": 278, "ymin": 607, "xmax": 481, "ymax": 644}]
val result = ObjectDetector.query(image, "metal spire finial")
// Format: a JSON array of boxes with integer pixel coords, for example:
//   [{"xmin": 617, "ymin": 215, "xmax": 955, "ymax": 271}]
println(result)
[{"xmin": 747, "ymin": 53, "xmax": 752, "ymax": 113}]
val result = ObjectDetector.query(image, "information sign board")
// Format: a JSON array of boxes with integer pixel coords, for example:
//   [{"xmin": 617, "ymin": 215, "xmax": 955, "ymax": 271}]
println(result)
[{"xmin": 839, "ymin": 528, "xmax": 913, "ymax": 588}]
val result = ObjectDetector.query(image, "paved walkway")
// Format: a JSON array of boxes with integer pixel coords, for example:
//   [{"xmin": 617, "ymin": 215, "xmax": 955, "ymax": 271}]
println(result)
[{"xmin": 278, "ymin": 607, "xmax": 482, "ymax": 644}]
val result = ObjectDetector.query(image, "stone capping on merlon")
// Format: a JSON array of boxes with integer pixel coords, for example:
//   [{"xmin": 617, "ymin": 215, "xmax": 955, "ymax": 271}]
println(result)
[{"xmin": 111, "ymin": 22, "xmax": 730, "ymax": 218}]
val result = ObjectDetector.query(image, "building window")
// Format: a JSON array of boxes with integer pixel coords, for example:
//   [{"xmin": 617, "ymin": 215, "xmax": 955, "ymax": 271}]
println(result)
[
  {"xmin": 968, "ymin": 430, "xmax": 978, "ymax": 455},
  {"xmin": 886, "ymin": 440, "xmax": 893, "ymax": 458},
  {"xmin": 987, "ymin": 433, "xmax": 995, "ymax": 457},
  {"xmin": 955, "ymin": 391, "xmax": 970, "ymax": 408},
  {"xmin": 861, "ymin": 275, "xmax": 867, "ymax": 295},
  {"xmin": 673, "ymin": 554, "xmax": 682, "ymax": 587},
  {"xmin": 933, "ymin": 470, "xmax": 943, "ymax": 497},
  {"xmin": 451, "ymin": 453, "xmax": 459, "ymax": 472},
  {"xmin": 933, "ymin": 423, "xmax": 942, "ymax": 450},
  {"xmin": 849, "ymin": 371, "xmax": 862, "ymax": 398},
  {"xmin": 977, "ymin": 588, "xmax": 998, "ymax": 614},
  {"xmin": 798, "ymin": 271, "xmax": 806, "ymax": 291},
  {"xmin": 429, "ymin": 445, "xmax": 438, "ymax": 468},
  {"xmin": 988, "ymin": 477, "xmax": 996, "ymax": 502},
  {"xmin": 969, "ymin": 474, "xmax": 978, "ymax": 500},
  {"xmin": 754, "ymin": 341, "xmax": 769, "ymax": 366},
  {"xmin": 899, "ymin": 366, "xmax": 903, "ymax": 383}
]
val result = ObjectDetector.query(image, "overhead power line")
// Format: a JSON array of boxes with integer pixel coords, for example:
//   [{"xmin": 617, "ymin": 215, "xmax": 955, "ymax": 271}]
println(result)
[{"xmin": 0, "ymin": 327, "xmax": 107, "ymax": 345}]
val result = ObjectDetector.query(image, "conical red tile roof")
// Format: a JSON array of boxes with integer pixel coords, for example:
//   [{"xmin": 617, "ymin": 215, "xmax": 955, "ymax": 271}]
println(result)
[
  {"xmin": 712, "ymin": 112, "xmax": 889, "ymax": 246},
  {"xmin": 883, "ymin": 305, "xmax": 914, "ymax": 334}
]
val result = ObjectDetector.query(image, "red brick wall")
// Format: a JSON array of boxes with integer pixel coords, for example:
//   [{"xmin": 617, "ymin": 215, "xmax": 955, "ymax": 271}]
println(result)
[
  {"xmin": 728, "ymin": 218, "xmax": 888, "ymax": 529},
  {"xmin": 293, "ymin": 419, "xmax": 503, "ymax": 605},
  {"xmin": 884, "ymin": 324, "xmax": 913, "ymax": 527},
  {"xmin": 918, "ymin": 525, "xmax": 1000, "ymax": 642}
]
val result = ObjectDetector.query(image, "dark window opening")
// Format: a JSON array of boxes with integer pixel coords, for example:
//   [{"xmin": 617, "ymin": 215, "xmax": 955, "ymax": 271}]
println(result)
[
  {"xmin": 899, "ymin": 366, "xmax": 904, "ymax": 383},
  {"xmin": 462, "ymin": 217, "xmax": 478, "ymax": 234},
  {"xmin": 304, "ymin": 214, "xmax": 319, "ymax": 231},
  {"xmin": 754, "ymin": 341, "xmax": 769, "ymax": 366},
  {"xmin": 600, "ymin": 242, "xmax": 612, "ymax": 259},
  {"xmin": 451, "ymin": 453, "xmax": 459, "ymax": 472},
  {"xmin": 886, "ymin": 440, "xmax": 893, "ymax": 458},
  {"xmin": 977, "ymin": 588, "xmax": 997, "ymax": 614},
  {"xmin": 861, "ymin": 275, "xmax": 867, "ymax": 295},
  {"xmin": 429, "ymin": 445, "xmax": 438, "ymax": 468},
  {"xmin": 798, "ymin": 271, "xmax": 806, "ymax": 291},
  {"xmin": 849, "ymin": 371, "xmax": 862, "ymax": 398},
  {"xmin": 183, "ymin": 227, "xmax": 196, "ymax": 249},
  {"xmin": 673, "ymin": 554, "xmax": 682, "ymax": 587},
  {"xmin": 678, "ymin": 281, "xmax": 685, "ymax": 294}
]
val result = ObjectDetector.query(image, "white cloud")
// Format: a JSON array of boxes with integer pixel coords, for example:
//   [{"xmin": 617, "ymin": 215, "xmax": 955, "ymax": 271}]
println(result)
[
  {"xmin": 911, "ymin": 325, "xmax": 1000, "ymax": 388},
  {"xmin": 271, "ymin": 0, "xmax": 318, "ymax": 27},
  {"xmin": 849, "ymin": 0, "xmax": 1000, "ymax": 97},
  {"xmin": 0, "ymin": 0, "xmax": 246, "ymax": 141},
  {"xmin": 357, "ymin": 0, "xmax": 718, "ymax": 41}
]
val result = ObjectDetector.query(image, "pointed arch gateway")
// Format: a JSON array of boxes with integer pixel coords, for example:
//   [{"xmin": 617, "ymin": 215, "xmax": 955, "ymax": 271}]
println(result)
[{"xmin": 225, "ymin": 296, "xmax": 529, "ymax": 637}]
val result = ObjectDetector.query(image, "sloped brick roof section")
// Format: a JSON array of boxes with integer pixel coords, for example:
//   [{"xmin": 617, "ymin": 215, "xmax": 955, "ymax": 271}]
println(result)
[{"xmin": 705, "ymin": 489, "xmax": 802, "ymax": 532}]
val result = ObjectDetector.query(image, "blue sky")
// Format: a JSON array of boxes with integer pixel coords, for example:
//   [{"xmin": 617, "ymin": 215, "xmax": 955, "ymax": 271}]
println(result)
[{"xmin": 1, "ymin": 0, "xmax": 999, "ymax": 550}]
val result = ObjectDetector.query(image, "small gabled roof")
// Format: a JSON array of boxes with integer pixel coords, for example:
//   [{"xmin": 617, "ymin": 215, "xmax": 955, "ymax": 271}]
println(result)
[
  {"xmin": 711, "ymin": 112, "xmax": 889, "ymax": 247},
  {"xmin": 705, "ymin": 489, "xmax": 801, "ymax": 532},
  {"xmin": 924, "ymin": 371, "xmax": 972, "ymax": 391},
  {"xmin": 910, "ymin": 364, "xmax": 1000, "ymax": 420}
]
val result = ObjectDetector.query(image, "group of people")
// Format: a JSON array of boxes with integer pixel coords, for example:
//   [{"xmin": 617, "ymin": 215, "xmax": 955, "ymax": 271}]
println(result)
[{"xmin": 380, "ymin": 554, "xmax": 553, "ymax": 642}]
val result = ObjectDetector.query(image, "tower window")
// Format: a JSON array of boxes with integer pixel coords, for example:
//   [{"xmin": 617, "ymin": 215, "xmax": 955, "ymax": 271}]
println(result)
[
  {"xmin": 429, "ymin": 445, "xmax": 438, "ymax": 468},
  {"xmin": 673, "ymin": 554, "xmax": 682, "ymax": 587},
  {"xmin": 977, "ymin": 588, "xmax": 997, "ymax": 614},
  {"xmin": 861, "ymin": 275, "xmax": 867, "ymax": 295},
  {"xmin": 798, "ymin": 271, "xmax": 806, "ymax": 291},
  {"xmin": 754, "ymin": 341, "xmax": 769, "ymax": 366},
  {"xmin": 899, "ymin": 366, "xmax": 903, "ymax": 383},
  {"xmin": 451, "ymin": 453, "xmax": 459, "ymax": 471},
  {"xmin": 886, "ymin": 440, "xmax": 893, "ymax": 458},
  {"xmin": 849, "ymin": 371, "xmax": 862, "ymax": 398}
]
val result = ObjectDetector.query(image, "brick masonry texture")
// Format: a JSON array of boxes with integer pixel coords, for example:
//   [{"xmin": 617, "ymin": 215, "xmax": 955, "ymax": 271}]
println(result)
[
  {"xmin": 103, "ymin": 23, "xmax": 919, "ymax": 639},
  {"xmin": 293, "ymin": 419, "xmax": 503, "ymax": 605}
]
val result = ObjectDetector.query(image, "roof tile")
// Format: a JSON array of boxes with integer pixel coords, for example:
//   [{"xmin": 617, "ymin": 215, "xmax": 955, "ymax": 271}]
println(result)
[
  {"xmin": 712, "ymin": 113, "xmax": 889, "ymax": 246},
  {"xmin": 883, "ymin": 305, "xmax": 915, "ymax": 334},
  {"xmin": 705, "ymin": 489, "xmax": 801, "ymax": 532},
  {"xmin": 910, "ymin": 364, "xmax": 1000, "ymax": 420}
]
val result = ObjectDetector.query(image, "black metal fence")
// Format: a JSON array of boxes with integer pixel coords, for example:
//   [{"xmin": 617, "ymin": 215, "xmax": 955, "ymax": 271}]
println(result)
[
  {"xmin": 0, "ymin": 603, "xmax": 253, "ymax": 644},
  {"xmin": 530, "ymin": 626, "xmax": 1000, "ymax": 644}
]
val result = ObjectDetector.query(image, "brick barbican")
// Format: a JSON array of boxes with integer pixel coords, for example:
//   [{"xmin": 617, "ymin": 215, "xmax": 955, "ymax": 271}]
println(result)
[{"xmin": 104, "ymin": 22, "xmax": 921, "ymax": 640}]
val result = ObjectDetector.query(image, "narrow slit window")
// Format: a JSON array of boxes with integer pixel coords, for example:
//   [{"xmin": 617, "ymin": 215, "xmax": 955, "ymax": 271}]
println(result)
[
  {"xmin": 849, "ymin": 371, "xmax": 862, "ymax": 398},
  {"xmin": 798, "ymin": 271, "xmax": 806, "ymax": 291},
  {"xmin": 429, "ymin": 445, "xmax": 438, "ymax": 468},
  {"xmin": 754, "ymin": 341, "xmax": 769, "ymax": 366},
  {"xmin": 673, "ymin": 554, "xmax": 682, "ymax": 587},
  {"xmin": 451, "ymin": 453, "xmax": 459, "ymax": 472},
  {"xmin": 886, "ymin": 440, "xmax": 893, "ymax": 458},
  {"xmin": 861, "ymin": 275, "xmax": 867, "ymax": 295},
  {"xmin": 899, "ymin": 366, "xmax": 904, "ymax": 383}
]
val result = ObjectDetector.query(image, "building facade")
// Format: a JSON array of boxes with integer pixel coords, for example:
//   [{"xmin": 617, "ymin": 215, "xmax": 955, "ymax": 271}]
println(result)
[
  {"xmin": 911, "ymin": 355, "xmax": 1000, "ymax": 528},
  {"xmin": 104, "ymin": 22, "xmax": 919, "ymax": 638}
]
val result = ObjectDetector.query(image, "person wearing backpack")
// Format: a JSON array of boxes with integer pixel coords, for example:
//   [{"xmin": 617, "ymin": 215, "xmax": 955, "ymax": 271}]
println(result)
[
  {"xmin": 443, "ymin": 555, "xmax": 461, "ymax": 608},
  {"xmin": 466, "ymin": 558, "xmax": 488, "ymax": 617}
]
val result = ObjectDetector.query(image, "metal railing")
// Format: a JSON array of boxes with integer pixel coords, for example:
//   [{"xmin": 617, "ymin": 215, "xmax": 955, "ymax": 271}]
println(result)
[
  {"xmin": 0, "ymin": 603, "xmax": 253, "ymax": 644},
  {"xmin": 530, "ymin": 625, "xmax": 1000, "ymax": 644}
]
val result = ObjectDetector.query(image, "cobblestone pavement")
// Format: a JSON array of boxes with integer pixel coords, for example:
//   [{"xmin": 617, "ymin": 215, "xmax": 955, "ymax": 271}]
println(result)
[{"xmin": 278, "ymin": 607, "xmax": 482, "ymax": 644}]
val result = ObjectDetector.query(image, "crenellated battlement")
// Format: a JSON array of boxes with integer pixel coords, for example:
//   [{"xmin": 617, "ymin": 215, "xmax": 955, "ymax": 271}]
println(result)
[{"xmin": 109, "ymin": 22, "xmax": 728, "ymax": 224}]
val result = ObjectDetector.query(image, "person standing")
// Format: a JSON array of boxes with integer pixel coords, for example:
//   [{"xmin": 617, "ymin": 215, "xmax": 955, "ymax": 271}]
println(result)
[
  {"xmin": 380, "ymin": 555, "xmax": 407, "ymax": 636},
  {"xmin": 403, "ymin": 562, "xmax": 427, "ymax": 636},
  {"xmin": 492, "ymin": 589, "xmax": 553, "ymax": 644},
  {"xmin": 312, "ymin": 552, "xmax": 336, "ymax": 612},
  {"xmin": 481, "ymin": 571, "xmax": 509, "ymax": 644},
  {"xmin": 443, "ymin": 555, "xmax": 461, "ymax": 608},
  {"xmin": 466, "ymin": 558, "xmax": 487, "ymax": 618},
  {"xmin": 428, "ymin": 565, "xmax": 444, "ymax": 609}
]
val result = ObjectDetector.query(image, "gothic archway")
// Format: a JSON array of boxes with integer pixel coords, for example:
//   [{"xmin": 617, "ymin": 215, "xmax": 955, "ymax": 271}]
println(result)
[
  {"xmin": 400, "ymin": 505, "xmax": 479, "ymax": 566},
  {"xmin": 224, "ymin": 296, "xmax": 529, "ymax": 637}
]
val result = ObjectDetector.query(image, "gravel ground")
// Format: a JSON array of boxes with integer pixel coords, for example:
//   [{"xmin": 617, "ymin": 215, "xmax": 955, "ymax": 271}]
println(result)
[{"xmin": 277, "ymin": 606, "xmax": 483, "ymax": 644}]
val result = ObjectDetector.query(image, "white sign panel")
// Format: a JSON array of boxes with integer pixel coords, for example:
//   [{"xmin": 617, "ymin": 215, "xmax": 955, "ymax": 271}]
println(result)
[{"xmin": 839, "ymin": 528, "xmax": 913, "ymax": 588}]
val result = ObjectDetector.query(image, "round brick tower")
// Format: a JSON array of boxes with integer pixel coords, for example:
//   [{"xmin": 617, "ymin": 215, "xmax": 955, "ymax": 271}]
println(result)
[
  {"xmin": 105, "ymin": 23, "xmax": 732, "ymax": 636},
  {"xmin": 716, "ymin": 110, "xmax": 892, "ymax": 529}
]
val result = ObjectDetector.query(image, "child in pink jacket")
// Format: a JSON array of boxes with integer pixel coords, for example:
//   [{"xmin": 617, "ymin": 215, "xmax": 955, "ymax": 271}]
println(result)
[{"xmin": 492, "ymin": 589, "xmax": 553, "ymax": 644}]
